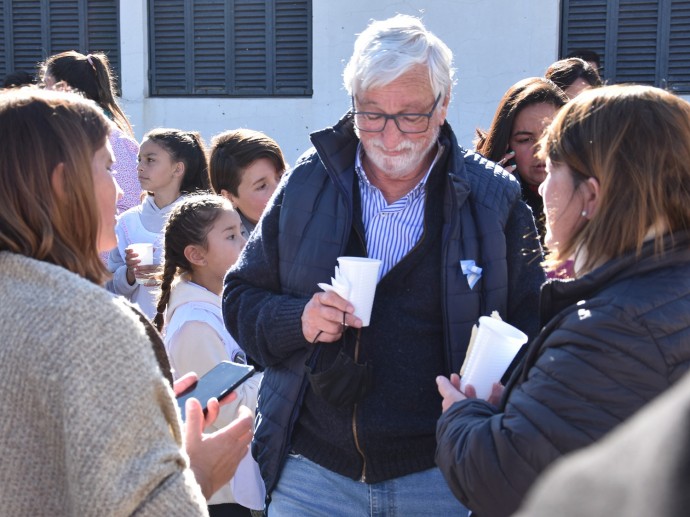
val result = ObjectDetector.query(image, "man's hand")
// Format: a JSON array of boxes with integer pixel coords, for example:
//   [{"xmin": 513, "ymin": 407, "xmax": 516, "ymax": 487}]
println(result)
[{"xmin": 301, "ymin": 291, "xmax": 362, "ymax": 343}]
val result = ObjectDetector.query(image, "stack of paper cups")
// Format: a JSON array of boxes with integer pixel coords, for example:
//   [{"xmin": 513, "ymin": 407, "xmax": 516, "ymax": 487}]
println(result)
[
  {"xmin": 460, "ymin": 316, "xmax": 528, "ymax": 400},
  {"xmin": 336, "ymin": 256, "xmax": 382, "ymax": 327}
]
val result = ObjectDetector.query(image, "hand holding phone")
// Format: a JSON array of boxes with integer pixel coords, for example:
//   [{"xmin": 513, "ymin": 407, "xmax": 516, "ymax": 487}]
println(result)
[{"xmin": 176, "ymin": 361, "xmax": 255, "ymax": 421}]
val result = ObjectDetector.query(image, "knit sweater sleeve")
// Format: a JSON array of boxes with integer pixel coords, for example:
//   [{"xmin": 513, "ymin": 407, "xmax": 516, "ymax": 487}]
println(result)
[
  {"xmin": 223, "ymin": 186, "xmax": 311, "ymax": 367},
  {"xmin": 59, "ymin": 295, "xmax": 207, "ymax": 515}
]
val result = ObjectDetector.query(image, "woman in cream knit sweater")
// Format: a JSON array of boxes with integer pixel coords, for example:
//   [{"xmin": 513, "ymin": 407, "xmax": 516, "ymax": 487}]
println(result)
[{"xmin": 0, "ymin": 87, "xmax": 252, "ymax": 515}]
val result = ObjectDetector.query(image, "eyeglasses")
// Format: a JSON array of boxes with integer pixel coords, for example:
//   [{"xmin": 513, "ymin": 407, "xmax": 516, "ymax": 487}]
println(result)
[{"xmin": 351, "ymin": 93, "xmax": 442, "ymax": 134}]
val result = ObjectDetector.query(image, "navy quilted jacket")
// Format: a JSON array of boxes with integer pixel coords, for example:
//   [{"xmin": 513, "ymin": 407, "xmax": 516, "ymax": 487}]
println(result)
[
  {"xmin": 436, "ymin": 233, "xmax": 690, "ymax": 517},
  {"xmin": 223, "ymin": 114, "xmax": 544, "ymax": 495}
]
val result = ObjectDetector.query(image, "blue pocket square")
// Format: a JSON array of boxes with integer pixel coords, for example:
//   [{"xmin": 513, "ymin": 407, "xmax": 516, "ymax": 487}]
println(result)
[{"xmin": 460, "ymin": 260, "xmax": 483, "ymax": 289}]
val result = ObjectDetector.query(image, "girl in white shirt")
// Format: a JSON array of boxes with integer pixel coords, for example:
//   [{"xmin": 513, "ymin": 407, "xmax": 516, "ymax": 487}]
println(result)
[
  {"xmin": 107, "ymin": 129, "xmax": 210, "ymax": 319},
  {"xmin": 154, "ymin": 194, "xmax": 264, "ymax": 517}
]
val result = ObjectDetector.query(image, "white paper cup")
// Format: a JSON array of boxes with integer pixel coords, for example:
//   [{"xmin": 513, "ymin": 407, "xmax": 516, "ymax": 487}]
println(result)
[
  {"xmin": 129, "ymin": 243, "xmax": 154, "ymax": 285},
  {"xmin": 460, "ymin": 316, "xmax": 528, "ymax": 400},
  {"xmin": 336, "ymin": 256, "xmax": 382, "ymax": 326}
]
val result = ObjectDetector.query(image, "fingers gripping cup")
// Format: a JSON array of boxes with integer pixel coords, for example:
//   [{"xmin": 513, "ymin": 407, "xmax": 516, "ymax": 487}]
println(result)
[
  {"xmin": 336, "ymin": 257, "xmax": 382, "ymax": 327},
  {"xmin": 129, "ymin": 243, "xmax": 154, "ymax": 284},
  {"xmin": 460, "ymin": 316, "xmax": 528, "ymax": 400}
]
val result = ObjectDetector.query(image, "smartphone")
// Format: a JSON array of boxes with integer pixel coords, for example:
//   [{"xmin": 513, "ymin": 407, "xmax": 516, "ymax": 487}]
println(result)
[
  {"xmin": 176, "ymin": 361, "xmax": 255, "ymax": 421},
  {"xmin": 506, "ymin": 148, "xmax": 517, "ymax": 168}
]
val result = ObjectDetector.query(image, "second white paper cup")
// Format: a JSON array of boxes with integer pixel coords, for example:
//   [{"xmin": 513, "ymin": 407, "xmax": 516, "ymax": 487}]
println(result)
[
  {"xmin": 129, "ymin": 243, "xmax": 154, "ymax": 285},
  {"xmin": 460, "ymin": 316, "xmax": 528, "ymax": 400},
  {"xmin": 336, "ymin": 256, "xmax": 382, "ymax": 326}
]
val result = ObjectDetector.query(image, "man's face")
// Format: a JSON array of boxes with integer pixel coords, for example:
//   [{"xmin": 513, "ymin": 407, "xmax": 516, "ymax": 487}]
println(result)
[{"xmin": 353, "ymin": 65, "xmax": 448, "ymax": 181}]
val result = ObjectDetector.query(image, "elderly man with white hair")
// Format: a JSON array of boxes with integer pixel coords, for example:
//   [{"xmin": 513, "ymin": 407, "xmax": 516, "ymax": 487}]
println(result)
[{"xmin": 223, "ymin": 14, "xmax": 543, "ymax": 515}]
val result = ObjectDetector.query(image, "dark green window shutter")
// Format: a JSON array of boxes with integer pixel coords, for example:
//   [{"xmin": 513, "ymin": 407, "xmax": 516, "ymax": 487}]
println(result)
[
  {"xmin": 149, "ymin": 0, "xmax": 312, "ymax": 97},
  {"xmin": 0, "ymin": 0, "xmax": 120, "ymax": 86},
  {"xmin": 615, "ymin": 0, "xmax": 660, "ymax": 85},
  {"xmin": 667, "ymin": 0, "xmax": 690, "ymax": 93},
  {"xmin": 561, "ymin": 0, "xmax": 690, "ymax": 94},
  {"xmin": 275, "ymin": 0, "xmax": 311, "ymax": 95},
  {"xmin": 560, "ymin": 0, "xmax": 608, "ymax": 74}
]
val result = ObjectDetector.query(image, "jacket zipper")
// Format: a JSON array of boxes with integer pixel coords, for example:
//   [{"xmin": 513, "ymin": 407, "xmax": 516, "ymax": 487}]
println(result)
[{"xmin": 351, "ymin": 328, "xmax": 367, "ymax": 482}]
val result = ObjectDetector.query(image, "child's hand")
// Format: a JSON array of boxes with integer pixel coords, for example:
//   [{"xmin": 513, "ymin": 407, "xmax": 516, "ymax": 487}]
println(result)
[
  {"xmin": 124, "ymin": 247, "xmax": 140, "ymax": 285},
  {"xmin": 124, "ymin": 247, "xmax": 159, "ymax": 286}
]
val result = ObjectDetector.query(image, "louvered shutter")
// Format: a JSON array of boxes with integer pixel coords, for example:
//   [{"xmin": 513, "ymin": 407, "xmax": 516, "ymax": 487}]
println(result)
[
  {"xmin": 49, "ymin": 1, "xmax": 83, "ymax": 54},
  {"xmin": 87, "ymin": 0, "xmax": 121, "ymax": 84},
  {"xmin": 0, "ymin": 0, "xmax": 119, "ymax": 86},
  {"xmin": 149, "ymin": 0, "xmax": 311, "ymax": 96},
  {"xmin": 194, "ymin": 0, "xmax": 227, "ymax": 94},
  {"xmin": 615, "ymin": 0, "xmax": 659, "ymax": 85},
  {"xmin": 560, "ymin": 0, "xmax": 608, "ymax": 75},
  {"xmin": 233, "ymin": 0, "xmax": 269, "ymax": 94},
  {"xmin": 562, "ymin": 0, "xmax": 690, "ymax": 94},
  {"xmin": 0, "ymin": 2, "xmax": 7, "ymax": 79},
  {"xmin": 667, "ymin": 0, "xmax": 690, "ymax": 93},
  {"xmin": 9, "ymin": 0, "xmax": 44, "ymax": 74},
  {"xmin": 149, "ymin": 0, "xmax": 188, "ymax": 95},
  {"xmin": 275, "ymin": 0, "xmax": 311, "ymax": 95}
]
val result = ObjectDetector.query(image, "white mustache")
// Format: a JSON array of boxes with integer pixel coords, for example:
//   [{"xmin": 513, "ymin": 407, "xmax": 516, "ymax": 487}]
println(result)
[{"xmin": 370, "ymin": 141, "xmax": 415, "ymax": 153}]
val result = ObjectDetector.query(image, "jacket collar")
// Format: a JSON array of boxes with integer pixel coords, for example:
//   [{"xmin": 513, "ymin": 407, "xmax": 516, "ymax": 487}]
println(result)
[{"xmin": 540, "ymin": 232, "xmax": 690, "ymax": 325}]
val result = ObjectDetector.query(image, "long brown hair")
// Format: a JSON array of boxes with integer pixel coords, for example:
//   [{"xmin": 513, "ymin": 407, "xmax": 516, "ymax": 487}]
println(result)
[
  {"xmin": 539, "ymin": 84, "xmax": 690, "ymax": 272},
  {"xmin": 0, "ymin": 88, "xmax": 111, "ymax": 284},
  {"xmin": 475, "ymin": 77, "xmax": 567, "ymax": 162},
  {"xmin": 42, "ymin": 50, "xmax": 134, "ymax": 137}
]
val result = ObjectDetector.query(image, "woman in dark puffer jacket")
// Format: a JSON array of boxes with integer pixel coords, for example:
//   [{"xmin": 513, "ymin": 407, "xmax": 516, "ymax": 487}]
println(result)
[{"xmin": 435, "ymin": 85, "xmax": 690, "ymax": 517}]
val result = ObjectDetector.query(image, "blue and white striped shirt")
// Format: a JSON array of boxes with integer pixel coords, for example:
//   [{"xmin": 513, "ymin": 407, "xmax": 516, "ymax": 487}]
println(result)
[{"xmin": 355, "ymin": 143, "xmax": 443, "ymax": 281}]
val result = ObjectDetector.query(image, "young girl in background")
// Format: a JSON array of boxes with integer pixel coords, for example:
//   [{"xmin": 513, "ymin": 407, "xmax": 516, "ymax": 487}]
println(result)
[
  {"xmin": 41, "ymin": 50, "xmax": 141, "ymax": 215},
  {"xmin": 107, "ymin": 129, "xmax": 210, "ymax": 319},
  {"xmin": 154, "ymin": 194, "xmax": 264, "ymax": 517},
  {"xmin": 208, "ymin": 129, "xmax": 286, "ymax": 236}
]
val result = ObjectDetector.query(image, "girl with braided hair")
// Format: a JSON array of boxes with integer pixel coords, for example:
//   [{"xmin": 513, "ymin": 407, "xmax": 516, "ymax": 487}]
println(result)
[
  {"xmin": 107, "ymin": 128, "xmax": 210, "ymax": 319},
  {"xmin": 154, "ymin": 193, "xmax": 264, "ymax": 517}
]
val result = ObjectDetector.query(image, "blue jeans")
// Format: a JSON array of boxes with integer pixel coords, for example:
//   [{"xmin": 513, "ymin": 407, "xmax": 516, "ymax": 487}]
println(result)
[{"xmin": 269, "ymin": 453, "xmax": 469, "ymax": 516}]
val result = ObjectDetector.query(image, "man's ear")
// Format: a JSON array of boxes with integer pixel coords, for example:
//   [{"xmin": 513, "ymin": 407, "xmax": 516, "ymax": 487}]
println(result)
[
  {"xmin": 438, "ymin": 90, "xmax": 451, "ymax": 123},
  {"xmin": 50, "ymin": 162, "xmax": 66, "ymax": 198},
  {"xmin": 184, "ymin": 243, "xmax": 207, "ymax": 267},
  {"xmin": 582, "ymin": 177, "xmax": 600, "ymax": 219}
]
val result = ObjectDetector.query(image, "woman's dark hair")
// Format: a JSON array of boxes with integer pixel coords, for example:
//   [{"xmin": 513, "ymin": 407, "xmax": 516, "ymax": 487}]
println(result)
[
  {"xmin": 475, "ymin": 77, "xmax": 568, "ymax": 162},
  {"xmin": 42, "ymin": 51, "xmax": 133, "ymax": 137},
  {"xmin": 209, "ymin": 128, "xmax": 286, "ymax": 196},
  {"xmin": 545, "ymin": 58, "xmax": 602, "ymax": 92},
  {"xmin": 144, "ymin": 128, "xmax": 211, "ymax": 194},
  {"xmin": 154, "ymin": 194, "xmax": 233, "ymax": 331}
]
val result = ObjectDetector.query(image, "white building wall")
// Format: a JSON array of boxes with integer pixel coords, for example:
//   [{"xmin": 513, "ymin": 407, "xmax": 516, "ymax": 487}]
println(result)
[{"xmin": 119, "ymin": 0, "xmax": 560, "ymax": 166}]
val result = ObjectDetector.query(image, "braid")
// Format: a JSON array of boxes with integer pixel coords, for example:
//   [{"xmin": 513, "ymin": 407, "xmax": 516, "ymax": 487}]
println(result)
[
  {"xmin": 154, "ymin": 193, "xmax": 232, "ymax": 332},
  {"xmin": 154, "ymin": 259, "xmax": 178, "ymax": 332}
]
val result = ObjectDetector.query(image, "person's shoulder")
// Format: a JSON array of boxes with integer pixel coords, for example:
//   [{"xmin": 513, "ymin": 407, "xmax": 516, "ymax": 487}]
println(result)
[{"xmin": 451, "ymin": 147, "xmax": 521, "ymax": 209}]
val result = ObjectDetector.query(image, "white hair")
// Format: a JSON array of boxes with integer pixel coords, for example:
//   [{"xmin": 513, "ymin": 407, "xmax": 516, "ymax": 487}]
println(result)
[{"xmin": 343, "ymin": 14, "xmax": 455, "ymax": 99}]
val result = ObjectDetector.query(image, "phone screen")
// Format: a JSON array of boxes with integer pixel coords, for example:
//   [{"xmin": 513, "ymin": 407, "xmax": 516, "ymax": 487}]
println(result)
[{"xmin": 176, "ymin": 361, "xmax": 255, "ymax": 421}]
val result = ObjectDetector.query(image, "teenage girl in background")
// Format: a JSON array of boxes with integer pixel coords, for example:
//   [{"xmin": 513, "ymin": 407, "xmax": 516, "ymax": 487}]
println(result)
[
  {"xmin": 41, "ymin": 50, "xmax": 141, "ymax": 215},
  {"xmin": 107, "ymin": 129, "xmax": 210, "ymax": 319},
  {"xmin": 154, "ymin": 194, "xmax": 264, "ymax": 517},
  {"xmin": 208, "ymin": 129, "xmax": 286, "ymax": 237}
]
